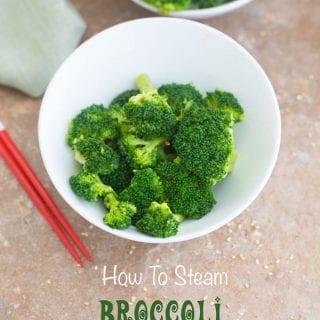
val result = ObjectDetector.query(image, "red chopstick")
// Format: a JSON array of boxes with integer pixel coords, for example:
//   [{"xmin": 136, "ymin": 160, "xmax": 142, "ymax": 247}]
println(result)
[
  {"xmin": 1, "ymin": 130, "xmax": 92, "ymax": 262},
  {"xmin": 0, "ymin": 123, "xmax": 92, "ymax": 266}
]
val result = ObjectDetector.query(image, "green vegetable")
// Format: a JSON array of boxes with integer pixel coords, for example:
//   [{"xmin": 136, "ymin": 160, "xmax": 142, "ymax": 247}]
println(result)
[
  {"xmin": 136, "ymin": 202, "xmax": 184, "ymax": 238},
  {"xmin": 67, "ymin": 104, "xmax": 118, "ymax": 147},
  {"xmin": 158, "ymin": 83, "xmax": 205, "ymax": 118},
  {"xmin": 100, "ymin": 147, "xmax": 133, "ymax": 193},
  {"xmin": 67, "ymin": 74, "xmax": 244, "ymax": 237},
  {"xmin": 120, "ymin": 168, "xmax": 164, "ymax": 221},
  {"xmin": 103, "ymin": 191, "xmax": 136, "ymax": 230},
  {"xmin": 73, "ymin": 138, "xmax": 119, "ymax": 175},
  {"xmin": 173, "ymin": 107, "xmax": 236, "ymax": 185},
  {"xmin": 142, "ymin": 0, "xmax": 231, "ymax": 13},
  {"xmin": 70, "ymin": 170, "xmax": 136, "ymax": 229},
  {"xmin": 205, "ymin": 89, "xmax": 245, "ymax": 124},
  {"xmin": 143, "ymin": 0, "xmax": 190, "ymax": 14},
  {"xmin": 109, "ymin": 74, "xmax": 177, "ymax": 139},
  {"xmin": 192, "ymin": 0, "xmax": 225, "ymax": 9},
  {"xmin": 156, "ymin": 160, "xmax": 215, "ymax": 219},
  {"xmin": 109, "ymin": 89, "xmax": 140, "ymax": 107},
  {"xmin": 69, "ymin": 171, "xmax": 110, "ymax": 201},
  {"xmin": 119, "ymin": 134, "xmax": 166, "ymax": 169}
]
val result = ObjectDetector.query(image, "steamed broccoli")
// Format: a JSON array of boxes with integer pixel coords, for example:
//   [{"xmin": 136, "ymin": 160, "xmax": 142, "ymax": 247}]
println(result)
[
  {"xmin": 103, "ymin": 191, "xmax": 136, "ymax": 229},
  {"xmin": 205, "ymin": 89, "xmax": 245, "ymax": 124},
  {"xmin": 156, "ymin": 160, "xmax": 215, "ymax": 219},
  {"xmin": 67, "ymin": 74, "xmax": 245, "ymax": 238},
  {"xmin": 173, "ymin": 107, "xmax": 236, "ymax": 185},
  {"xmin": 119, "ymin": 134, "xmax": 167, "ymax": 169},
  {"xmin": 100, "ymin": 148, "xmax": 133, "ymax": 193},
  {"xmin": 143, "ymin": 0, "xmax": 231, "ymax": 12},
  {"xmin": 143, "ymin": 0, "xmax": 190, "ymax": 14},
  {"xmin": 120, "ymin": 168, "xmax": 164, "ymax": 220},
  {"xmin": 192, "ymin": 0, "xmax": 225, "ymax": 9},
  {"xmin": 69, "ymin": 171, "xmax": 110, "ymax": 201},
  {"xmin": 73, "ymin": 138, "xmax": 119, "ymax": 175},
  {"xmin": 109, "ymin": 89, "xmax": 140, "ymax": 107},
  {"xmin": 69, "ymin": 169, "xmax": 136, "ymax": 228},
  {"xmin": 109, "ymin": 74, "xmax": 177, "ymax": 139},
  {"xmin": 158, "ymin": 83, "xmax": 205, "ymax": 118},
  {"xmin": 67, "ymin": 104, "xmax": 118, "ymax": 147},
  {"xmin": 136, "ymin": 202, "xmax": 184, "ymax": 238}
]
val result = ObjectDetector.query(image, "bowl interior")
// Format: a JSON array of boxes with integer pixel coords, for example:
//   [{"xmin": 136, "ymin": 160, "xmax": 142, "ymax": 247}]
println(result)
[
  {"xmin": 39, "ymin": 18, "xmax": 280, "ymax": 243},
  {"xmin": 130, "ymin": 0, "xmax": 255, "ymax": 20}
]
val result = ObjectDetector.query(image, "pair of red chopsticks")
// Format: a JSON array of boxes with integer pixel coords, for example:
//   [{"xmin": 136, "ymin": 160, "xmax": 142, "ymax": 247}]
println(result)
[{"xmin": 0, "ymin": 122, "xmax": 91, "ymax": 266}]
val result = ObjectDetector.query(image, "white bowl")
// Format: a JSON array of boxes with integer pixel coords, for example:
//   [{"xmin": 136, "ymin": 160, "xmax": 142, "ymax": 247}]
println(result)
[
  {"xmin": 39, "ymin": 18, "xmax": 281, "ymax": 244},
  {"xmin": 131, "ymin": 0, "xmax": 254, "ymax": 20}
]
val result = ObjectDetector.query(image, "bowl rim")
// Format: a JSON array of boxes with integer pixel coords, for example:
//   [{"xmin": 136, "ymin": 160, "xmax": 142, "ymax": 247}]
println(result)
[
  {"xmin": 130, "ymin": 0, "xmax": 255, "ymax": 18},
  {"xmin": 38, "ymin": 17, "xmax": 281, "ymax": 244}
]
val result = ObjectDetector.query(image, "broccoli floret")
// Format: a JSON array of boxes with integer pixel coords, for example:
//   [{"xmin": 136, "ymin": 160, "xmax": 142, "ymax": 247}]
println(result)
[
  {"xmin": 158, "ymin": 83, "xmax": 205, "ymax": 118},
  {"xmin": 136, "ymin": 202, "xmax": 183, "ymax": 238},
  {"xmin": 107, "ymin": 103, "xmax": 126, "ymax": 127},
  {"xmin": 73, "ymin": 138, "xmax": 119, "ymax": 175},
  {"xmin": 120, "ymin": 134, "xmax": 166, "ymax": 169},
  {"xmin": 205, "ymin": 89, "xmax": 244, "ymax": 124},
  {"xmin": 192, "ymin": 0, "xmax": 225, "ymax": 8},
  {"xmin": 100, "ymin": 148, "xmax": 133, "ymax": 193},
  {"xmin": 67, "ymin": 104, "xmax": 118, "ymax": 147},
  {"xmin": 156, "ymin": 161, "xmax": 215, "ymax": 219},
  {"xmin": 69, "ymin": 171, "xmax": 111, "ymax": 201},
  {"xmin": 173, "ymin": 107, "xmax": 236, "ymax": 185},
  {"xmin": 70, "ymin": 171, "xmax": 137, "ymax": 229},
  {"xmin": 120, "ymin": 168, "xmax": 164, "ymax": 222},
  {"xmin": 143, "ymin": 0, "xmax": 190, "ymax": 13},
  {"xmin": 109, "ymin": 74, "xmax": 177, "ymax": 139},
  {"xmin": 103, "ymin": 191, "xmax": 136, "ymax": 229},
  {"xmin": 109, "ymin": 89, "xmax": 140, "ymax": 107}
]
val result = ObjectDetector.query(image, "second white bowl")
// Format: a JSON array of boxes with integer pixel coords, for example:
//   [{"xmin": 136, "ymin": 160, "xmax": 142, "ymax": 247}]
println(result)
[{"xmin": 131, "ymin": 0, "xmax": 255, "ymax": 20}]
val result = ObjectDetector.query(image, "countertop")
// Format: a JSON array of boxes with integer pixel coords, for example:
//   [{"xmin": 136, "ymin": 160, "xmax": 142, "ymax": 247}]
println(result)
[{"xmin": 0, "ymin": 0, "xmax": 319, "ymax": 319}]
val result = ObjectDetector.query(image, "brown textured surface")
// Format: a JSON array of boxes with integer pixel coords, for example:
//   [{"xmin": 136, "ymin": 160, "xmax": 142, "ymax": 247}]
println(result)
[{"xmin": 0, "ymin": 0, "xmax": 319, "ymax": 319}]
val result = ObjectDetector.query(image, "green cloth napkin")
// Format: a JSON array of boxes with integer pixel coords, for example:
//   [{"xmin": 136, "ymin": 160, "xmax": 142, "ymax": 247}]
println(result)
[{"xmin": 0, "ymin": 0, "xmax": 86, "ymax": 97}]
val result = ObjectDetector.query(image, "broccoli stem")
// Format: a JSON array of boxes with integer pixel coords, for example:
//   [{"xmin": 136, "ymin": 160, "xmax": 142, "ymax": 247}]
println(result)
[
  {"xmin": 74, "ymin": 149, "xmax": 86, "ymax": 164},
  {"xmin": 135, "ymin": 74, "xmax": 155, "ymax": 93},
  {"xmin": 145, "ymin": 137, "xmax": 167, "ymax": 151},
  {"xmin": 173, "ymin": 214, "xmax": 185, "ymax": 223},
  {"xmin": 225, "ymin": 145, "xmax": 237, "ymax": 174},
  {"xmin": 105, "ymin": 192, "xmax": 118, "ymax": 208},
  {"xmin": 128, "ymin": 135, "xmax": 167, "ymax": 152}
]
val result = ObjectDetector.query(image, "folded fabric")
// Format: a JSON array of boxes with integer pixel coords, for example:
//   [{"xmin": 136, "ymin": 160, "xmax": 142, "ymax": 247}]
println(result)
[{"xmin": 0, "ymin": 0, "xmax": 86, "ymax": 97}]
